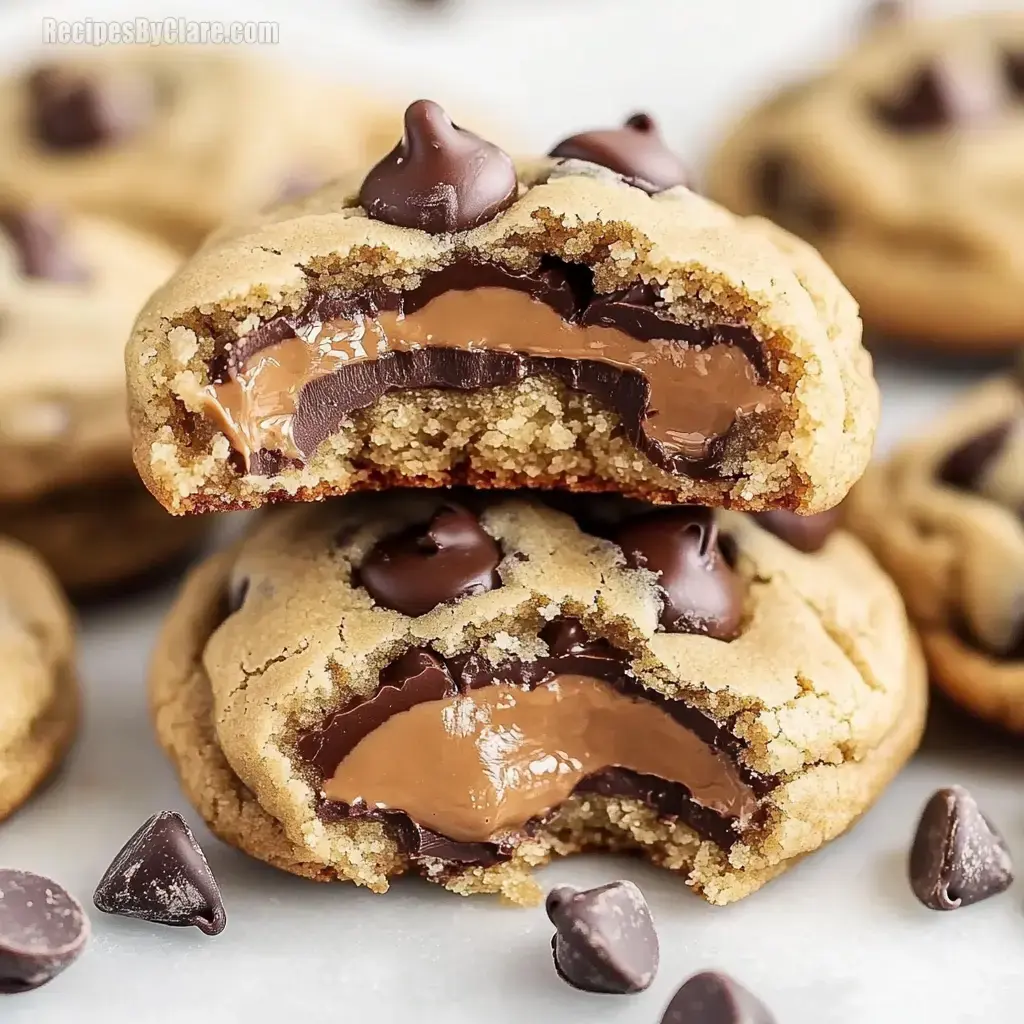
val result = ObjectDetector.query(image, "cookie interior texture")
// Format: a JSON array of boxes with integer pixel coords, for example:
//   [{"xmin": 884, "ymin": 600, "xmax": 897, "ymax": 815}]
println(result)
[
  {"xmin": 0, "ymin": 538, "xmax": 77, "ymax": 820},
  {"xmin": 128, "ymin": 160, "xmax": 875, "ymax": 516},
  {"xmin": 151, "ymin": 492, "xmax": 925, "ymax": 905},
  {"xmin": 848, "ymin": 374, "xmax": 1024, "ymax": 731},
  {"xmin": 707, "ymin": 12, "xmax": 1024, "ymax": 351}
]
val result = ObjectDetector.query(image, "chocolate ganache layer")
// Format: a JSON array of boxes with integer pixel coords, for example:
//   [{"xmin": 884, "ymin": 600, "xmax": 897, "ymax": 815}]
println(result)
[
  {"xmin": 295, "ymin": 619, "xmax": 771, "ymax": 867},
  {"xmin": 199, "ymin": 259, "xmax": 781, "ymax": 479}
]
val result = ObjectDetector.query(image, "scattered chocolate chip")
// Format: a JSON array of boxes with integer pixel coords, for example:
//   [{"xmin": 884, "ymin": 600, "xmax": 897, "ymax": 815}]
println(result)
[
  {"xmin": 546, "ymin": 881, "xmax": 658, "ymax": 994},
  {"xmin": 615, "ymin": 509, "xmax": 745, "ymax": 640},
  {"xmin": 754, "ymin": 507, "xmax": 842, "ymax": 554},
  {"xmin": 660, "ymin": 971, "xmax": 776, "ymax": 1024},
  {"xmin": 93, "ymin": 811, "xmax": 226, "ymax": 935},
  {"xmin": 873, "ymin": 59, "xmax": 1003, "ymax": 132},
  {"xmin": 909, "ymin": 786, "xmax": 1013, "ymax": 911},
  {"xmin": 0, "ymin": 869, "xmax": 89, "ymax": 993},
  {"xmin": 0, "ymin": 207, "xmax": 88, "ymax": 283},
  {"xmin": 358, "ymin": 503, "xmax": 502, "ymax": 617},
  {"xmin": 549, "ymin": 113, "xmax": 689, "ymax": 193},
  {"xmin": 937, "ymin": 420, "xmax": 1013, "ymax": 492},
  {"xmin": 27, "ymin": 65, "xmax": 153, "ymax": 150},
  {"xmin": 753, "ymin": 152, "xmax": 835, "ymax": 235},
  {"xmin": 358, "ymin": 100, "xmax": 518, "ymax": 233}
]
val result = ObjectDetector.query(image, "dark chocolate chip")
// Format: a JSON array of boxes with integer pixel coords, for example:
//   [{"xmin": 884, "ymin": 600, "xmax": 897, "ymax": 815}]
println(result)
[
  {"xmin": 873, "ymin": 60, "xmax": 1002, "ymax": 132},
  {"xmin": 753, "ymin": 507, "xmax": 842, "ymax": 554},
  {"xmin": 1004, "ymin": 51, "xmax": 1024, "ymax": 95},
  {"xmin": 615, "ymin": 509, "xmax": 745, "ymax": 640},
  {"xmin": 546, "ymin": 881, "xmax": 658, "ymax": 995},
  {"xmin": 0, "ymin": 207, "xmax": 88, "ymax": 283},
  {"xmin": 358, "ymin": 100, "xmax": 518, "ymax": 233},
  {"xmin": 379, "ymin": 647, "xmax": 455, "ymax": 692},
  {"xmin": 753, "ymin": 152, "xmax": 835, "ymax": 235},
  {"xmin": 909, "ymin": 786, "xmax": 1013, "ymax": 911},
  {"xmin": 226, "ymin": 573, "xmax": 250, "ymax": 614},
  {"xmin": 94, "ymin": 811, "xmax": 226, "ymax": 935},
  {"xmin": 358, "ymin": 503, "xmax": 502, "ymax": 617},
  {"xmin": 937, "ymin": 420, "xmax": 1014, "ymax": 493},
  {"xmin": 0, "ymin": 869, "xmax": 89, "ymax": 993},
  {"xmin": 549, "ymin": 113, "xmax": 689, "ymax": 194},
  {"xmin": 660, "ymin": 971, "xmax": 776, "ymax": 1024},
  {"xmin": 27, "ymin": 65, "xmax": 152, "ymax": 150}
]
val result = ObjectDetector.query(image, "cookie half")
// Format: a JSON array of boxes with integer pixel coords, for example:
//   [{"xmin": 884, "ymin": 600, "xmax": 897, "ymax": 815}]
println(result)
[
  {"xmin": 0, "ymin": 537, "xmax": 77, "ymax": 820},
  {"xmin": 848, "ymin": 374, "xmax": 1024, "ymax": 731},
  {"xmin": 128, "ymin": 103, "xmax": 875, "ymax": 517},
  {"xmin": 151, "ymin": 491, "xmax": 925, "ymax": 906}
]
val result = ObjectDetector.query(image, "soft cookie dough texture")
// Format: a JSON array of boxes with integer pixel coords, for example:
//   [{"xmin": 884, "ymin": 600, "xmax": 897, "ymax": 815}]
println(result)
[
  {"xmin": 151, "ymin": 492, "xmax": 925, "ymax": 906},
  {"xmin": 848, "ymin": 374, "xmax": 1024, "ymax": 732},
  {"xmin": 0, "ymin": 538, "xmax": 77, "ymax": 821},
  {"xmin": 708, "ymin": 12, "xmax": 1024, "ymax": 351},
  {"xmin": 127, "ymin": 160, "xmax": 875, "ymax": 515}
]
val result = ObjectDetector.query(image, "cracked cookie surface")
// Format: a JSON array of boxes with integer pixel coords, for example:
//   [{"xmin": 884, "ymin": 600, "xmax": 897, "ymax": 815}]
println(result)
[
  {"xmin": 707, "ymin": 11, "xmax": 1024, "ymax": 353},
  {"xmin": 151, "ymin": 491, "xmax": 925, "ymax": 906}
]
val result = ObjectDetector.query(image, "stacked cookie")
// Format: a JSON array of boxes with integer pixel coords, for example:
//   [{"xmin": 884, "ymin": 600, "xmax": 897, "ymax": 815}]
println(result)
[{"xmin": 131, "ymin": 101, "xmax": 926, "ymax": 906}]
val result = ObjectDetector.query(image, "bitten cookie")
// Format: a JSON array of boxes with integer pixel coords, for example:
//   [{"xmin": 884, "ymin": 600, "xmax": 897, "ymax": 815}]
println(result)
[
  {"xmin": 0, "ymin": 205, "xmax": 206, "ymax": 591},
  {"xmin": 847, "ymin": 373, "xmax": 1024, "ymax": 732},
  {"xmin": 127, "ymin": 101, "xmax": 875, "ymax": 517},
  {"xmin": 151, "ymin": 491, "xmax": 925, "ymax": 906},
  {"xmin": 0, "ymin": 537, "xmax": 77, "ymax": 820},
  {"xmin": 707, "ymin": 11, "xmax": 1024, "ymax": 353},
  {"xmin": 0, "ymin": 49, "xmax": 398, "ymax": 251}
]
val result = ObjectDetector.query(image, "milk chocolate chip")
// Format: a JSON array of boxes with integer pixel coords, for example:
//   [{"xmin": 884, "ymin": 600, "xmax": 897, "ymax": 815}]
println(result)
[
  {"xmin": 358, "ymin": 100, "xmax": 518, "ymax": 233},
  {"xmin": 616, "ymin": 509, "xmax": 744, "ymax": 639},
  {"xmin": 549, "ymin": 113, "xmax": 689, "ymax": 193},
  {"xmin": 874, "ymin": 59, "xmax": 1003, "ymax": 131},
  {"xmin": 358, "ymin": 503, "xmax": 502, "ymax": 616},
  {"xmin": 0, "ymin": 207, "xmax": 88, "ymax": 283}
]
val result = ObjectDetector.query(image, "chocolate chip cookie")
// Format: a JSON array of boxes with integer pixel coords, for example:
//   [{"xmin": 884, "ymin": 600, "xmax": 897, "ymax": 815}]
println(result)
[
  {"xmin": 151, "ymin": 491, "xmax": 925, "ymax": 906},
  {"xmin": 707, "ymin": 11, "xmax": 1024, "ymax": 353},
  {"xmin": 847, "ymin": 372, "xmax": 1024, "ymax": 731},
  {"xmin": 127, "ymin": 101, "xmax": 875, "ymax": 517},
  {"xmin": 0, "ymin": 537, "xmax": 77, "ymax": 821},
  {"xmin": 0, "ymin": 205, "xmax": 205, "ymax": 591},
  {"xmin": 0, "ymin": 50, "xmax": 397, "ymax": 252}
]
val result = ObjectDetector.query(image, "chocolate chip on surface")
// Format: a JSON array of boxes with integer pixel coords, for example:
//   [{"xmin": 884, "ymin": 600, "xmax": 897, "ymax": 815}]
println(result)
[
  {"xmin": 615, "ymin": 509, "xmax": 744, "ymax": 639},
  {"xmin": 754, "ymin": 507, "xmax": 842, "ymax": 554},
  {"xmin": 546, "ymin": 880, "xmax": 658, "ymax": 994},
  {"xmin": 549, "ymin": 113, "xmax": 689, "ymax": 193},
  {"xmin": 0, "ymin": 207, "xmax": 88, "ymax": 283},
  {"xmin": 358, "ymin": 100, "xmax": 517, "ymax": 233},
  {"xmin": 358, "ymin": 503, "xmax": 502, "ymax": 616},
  {"xmin": 909, "ymin": 786, "xmax": 1013, "ymax": 911},
  {"xmin": 937, "ymin": 420, "xmax": 1014, "ymax": 492},
  {"xmin": 873, "ymin": 59, "xmax": 1003, "ymax": 131},
  {"xmin": 0, "ymin": 869, "xmax": 89, "ymax": 993},
  {"xmin": 27, "ymin": 65, "xmax": 153, "ymax": 150},
  {"xmin": 93, "ymin": 811, "xmax": 226, "ymax": 935},
  {"xmin": 660, "ymin": 971, "xmax": 776, "ymax": 1024}
]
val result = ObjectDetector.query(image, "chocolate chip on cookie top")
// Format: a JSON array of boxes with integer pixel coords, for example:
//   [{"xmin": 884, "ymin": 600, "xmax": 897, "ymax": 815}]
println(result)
[
  {"xmin": 358, "ymin": 100, "xmax": 518, "ymax": 233},
  {"xmin": 615, "ymin": 509, "xmax": 744, "ymax": 639},
  {"xmin": 26, "ymin": 65, "xmax": 153, "ymax": 150},
  {"xmin": 753, "ymin": 152, "xmax": 836, "ymax": 235},
  {"xmin": 0, "ymin": 206, "xmax": 88, "ymax": 282},
  {"xmin": 357, "ymin": 503, "xmax": 502, "ymax": 616},
  {"xmin": 548, "ymin": 113, "xmax": 689, "ymax": 194},
  {"xmin": 754, "ymin": 507, "xmax": 843, "ymax": 554},
  {"xmin": 937, "ymin": 418, "xmax": 1016, "ymax": 492}
]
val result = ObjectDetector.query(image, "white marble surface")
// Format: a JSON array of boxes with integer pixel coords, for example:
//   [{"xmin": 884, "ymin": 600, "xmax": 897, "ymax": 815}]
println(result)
[{"xmin": 0, "ymin": 1, "xmax": 1022, "ymax": 1021}]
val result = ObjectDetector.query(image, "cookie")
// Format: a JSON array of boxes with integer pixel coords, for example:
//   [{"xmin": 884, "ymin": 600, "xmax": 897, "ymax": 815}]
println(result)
[
  {"xmin": 707, "ymin": 11, "xmax": 1024, "ymax": 353},
  {"xmin": 151, "ymin": 490, "xmax": 925, "ymax": 906},
  {"xmin": 847, "ymin": 372, "xmax": 1024, "ymax": 732},
  {"xmin": 127, "ymin": 101, "xmax": 876, "ymax": 517},
  {"xmin": 0, "ymin": 49, "xmax": 398, "ymax": 252},
  {"xmin": 0, "ymin": 537, "xmax": 77, "ymax": 821}
]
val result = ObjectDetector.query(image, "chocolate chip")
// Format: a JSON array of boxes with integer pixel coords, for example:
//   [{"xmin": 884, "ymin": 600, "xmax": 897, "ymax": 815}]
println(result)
[
  {"xmin": 0, "ymin": 207, "xmax": 88, "ymax": 283},
  {"xmin": 0, "ymin": 869, "xmax": 89, "ymax": 993},
  {"xmin": 616, "ymin": 509, "xmax": 744, "ymax": 640},
  {"xmin": 93, "ymin": 811, "xmax": 227, "ymax": 935},
  {"xmin": 1004, "ymin": 51, "xmax": 1024, "ymax": 95},
  {"xmin": 379, "ymin": 647, "xmax": 454, "ymax": 692},
  {"xmin": 27, "ymin": 65, "xmax": 153, "ymax": 150},
  {"xmin": 909, "ymin": 786, "xmax": 1013, "ymax": 911},
  {"xmin": 546, "ymin": 881, "xmax": 658, "ymax": 994},
  {"xmin": 358, "ymin": 503, "xmax": 501, "ymax": 617},
  {"xmin": 225, "ymin": 573, "xmax": 250, "ymax": 614},
  {"xmin": 873, "ymin": 60, "xmax": 1003, "ymax": 132},
  {"xmin": 937, "ymin": 420, "xmax": 1014, "ymax": 492},
  {"xmin": 865, "ymin": 0, "xmax": 911, "ymax": 28},
  {"xmin": 549, "ymin": 113, "xmax": 689, "ymax": 194},
  {"xmin": 358, "ymin": 100, "xmax": 518, "ymax": 233},
  {"xmin": 753, "ymin": 152, "xmax": 835, "ymax": 235},
  {"xmin": 754, "ymin": 507, "xmax": 842, "ymax": 554},
  {"xmin": 660, "ymin": 971, "xmax": 776, "ymax": 1024}
]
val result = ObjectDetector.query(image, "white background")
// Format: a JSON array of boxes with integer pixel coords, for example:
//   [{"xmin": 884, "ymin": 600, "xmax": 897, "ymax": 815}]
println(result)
[{"xmin": 0, "ymin": 1, "xmax": 1023, "ymax": 1021}]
